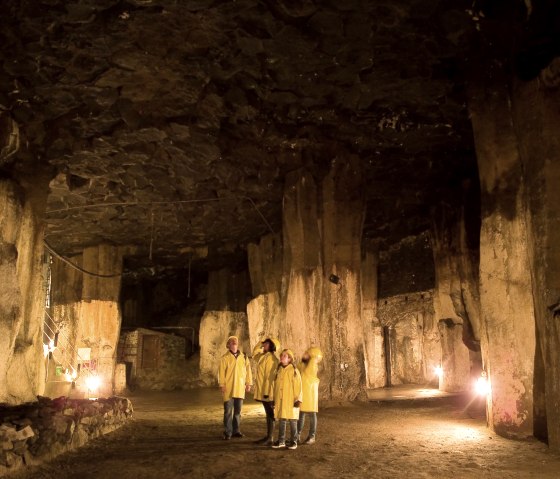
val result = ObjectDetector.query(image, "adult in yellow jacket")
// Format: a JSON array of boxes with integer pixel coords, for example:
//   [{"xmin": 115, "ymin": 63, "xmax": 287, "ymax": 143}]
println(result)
[
  {"xmin": 252, "ymin": 337, "xmax": 280, "ymax": 445},
  {"xmin": 218, "ymin": 336, "xmax": 252, "ymax": 439},
  {"xmin": 297, "ymin": 346, "xmax": 323, "ymax": 445},
  {"xmin": 271, "ymin": 349, "xmax": 302, "ymax": 450}
]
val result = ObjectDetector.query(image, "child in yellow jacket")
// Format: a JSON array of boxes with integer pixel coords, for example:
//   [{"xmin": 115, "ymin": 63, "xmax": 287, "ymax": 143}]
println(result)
[
  {"xmin": 272, "ymin": 349, "xmax": 302, "ymax": 450},
  {"xmin": 297, "ymin": 346, "xmax": 323, "ymax": 444}
]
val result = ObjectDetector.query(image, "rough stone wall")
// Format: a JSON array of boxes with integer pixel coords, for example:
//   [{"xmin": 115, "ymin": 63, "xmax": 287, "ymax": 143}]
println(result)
[
  {"xmin": 119, "ymin": 328, "xmax": 198, "ymax": 390},
  {"xmin": 246, "ymin": 233, "xmax": 283, "ymax": 347},
  {"xmin": 378, "ymin": 232, "xmax": 434, "ymax": 298},
  {"xmin": 0, "ymin": 179, "xmax": 47, "ymax": 404},
  {"xmin": 509, "ymin": 76, "xmax": 560, "ymax": 448},
  {"xmin": 469, "ymin": 73, "xmax": 536, "ymax": 438},
  {"xmin": 377, "ymin": 292, "xmax": 439, "ymax": 386},
  {"xmin": 0, "ymin": 396, "xmax": 132, "ymax": 475},
  {"xmin": 199, "ymin": 268, "xmax": 250, "ymax": 382}
]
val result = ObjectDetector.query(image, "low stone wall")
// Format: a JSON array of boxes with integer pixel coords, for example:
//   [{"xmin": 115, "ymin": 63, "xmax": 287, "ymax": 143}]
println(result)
[{"xmin": 0, "ymin": 396, "xmax": 133, "ymax": 476}]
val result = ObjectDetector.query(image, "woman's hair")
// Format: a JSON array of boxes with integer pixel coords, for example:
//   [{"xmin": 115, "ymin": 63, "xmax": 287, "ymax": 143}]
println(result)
[{"xmin": 263, "ymin": 338, "xmax": 276, "ymax": 353}]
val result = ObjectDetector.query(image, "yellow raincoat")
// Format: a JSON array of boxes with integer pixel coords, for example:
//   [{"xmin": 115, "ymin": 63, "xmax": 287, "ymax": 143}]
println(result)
[
  {"xmin": 218, "ymin": 350, "xmax": 252, "ymax": 402},
  {"xmin": 298, "ymin": 347, "xmax": 323, "ymax": 413},
  {"xmin": 252, "ymin": 340, "xmax": 280, "ymax": 402},
  {"xmin": 274, "ymin": 363, "xmax": 302, "ymax": 420}
]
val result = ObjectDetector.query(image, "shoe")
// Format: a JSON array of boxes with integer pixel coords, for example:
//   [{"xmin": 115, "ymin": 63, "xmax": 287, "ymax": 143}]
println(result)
[
  {"xmin": 223, "ymin": 434, "xmax": 231, "ymax": 440},
  {"xmin": 287, "ymin": 441, "xmax": 298, "ymax": 450},
  {"xmin": 264, "ymin": 438, "xmax": 274, "ymax": 446},
  {"xmin": 271, "ymin": 441, "xmax": 286, "ymax": 448},
  {"xmin": 303, "ymin": 436, "xmax": 315, "ymax": 445},
  {"xmin": 232, "ymin": 432, "xmax": 244, "ymax": 438},
  {"xmin": 254, "ymin": 436, "xmax": 269, "ymax": 444}
]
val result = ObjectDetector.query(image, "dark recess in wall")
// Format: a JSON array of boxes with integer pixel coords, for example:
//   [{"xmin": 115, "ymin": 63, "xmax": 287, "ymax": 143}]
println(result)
[{"xmin": 378, "ymin": 232, "xmax": 435, "ymax": 298}]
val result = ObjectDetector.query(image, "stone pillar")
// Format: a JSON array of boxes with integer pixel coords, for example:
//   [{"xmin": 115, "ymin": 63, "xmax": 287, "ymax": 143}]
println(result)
[
  {"xmin": 361, "ymin": 243, "xmax": 385, "ymax": 389},
  {"xmin": 246, "ymin": 233, "xmax": 283, "ymax": 348},
  {"xmin": 430, "ymin": 198, "xmax": 481, "ymax": 392},
  {"xmin": 247, "ymin": 161, "xmax": 367, "ymax": 399},
  {"xmin": 438, "ymin": 319, "xmax": 471, "ymax": 392},
  {"xmin": 321, "ymin": 156, "xmax": 366, "ymax": 399},
  {"xmin": 48, "ymin": 245, "xmax": 123, "ymax": 398},
  {"xmin": 0, "ymin": 178, "xmax": 48, "ymax": 404},
  {"xmin": 77, "ymin": 245, "xmax": 123, "ymax": 397},
  {"xmin": 469, "ymin": 75, "xmax": 536, "ymax": 438},
  {"xmin": 510, "ymin": 75, "xmax": 560, "ymax": 448},
  {"xmin": 45, "ymin": 253, "xmax": 83, "ymax": 398},
  {"xmin": 282, "ymin": 170, "xmax": 324, "ymax": 364},
  {"xmin": 199, "ymin": 268, "xmax": 250, "ymax": 382}
]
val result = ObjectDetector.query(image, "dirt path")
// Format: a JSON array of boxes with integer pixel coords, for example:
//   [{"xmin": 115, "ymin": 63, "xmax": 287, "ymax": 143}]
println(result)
[{"xmin": 11, "ymin": 389, "xmax": 560, "ymax": 479}]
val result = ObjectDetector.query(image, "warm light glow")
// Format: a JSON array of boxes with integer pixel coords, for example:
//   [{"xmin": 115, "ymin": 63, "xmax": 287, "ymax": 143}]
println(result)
[
  {"xmin": 64, "ymin": 369, "xmax": 78, "ymax": 382},
  {"xmin": 434, "ymin": 366, "xmax": 443, "ymax": 378},
  {"xmin": 85, "ymin": 375, "xmax": 101, "ymax": 391},
  {"xmin": 475, "ymin": 375, "xmax": 490, "ymax": 396},
  {"xmin": 450, "ymin": 425, "xmax": 485, "ymax": 441}
]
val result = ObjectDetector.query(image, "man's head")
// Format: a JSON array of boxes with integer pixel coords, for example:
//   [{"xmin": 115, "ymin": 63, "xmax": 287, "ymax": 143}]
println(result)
[{"xmin": 226, "ymin": 336, "xmax": 239, "ymax": 353}]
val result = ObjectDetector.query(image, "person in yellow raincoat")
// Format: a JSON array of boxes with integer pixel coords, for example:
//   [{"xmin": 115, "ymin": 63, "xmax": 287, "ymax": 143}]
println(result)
[
  {"xmin": 297, "ymin": 346, "xmax": 323, "ymax": 445},
  {"xmin": 252, "ymin": 337, "xmax": 281, "ymax": 445},
  {"xmin": 218, "ymin": 335, "xmax": 252, "ymax": 440},
  {"xmin": 271, "ymin": 349, "xmax": 302, "ymax": 450}
]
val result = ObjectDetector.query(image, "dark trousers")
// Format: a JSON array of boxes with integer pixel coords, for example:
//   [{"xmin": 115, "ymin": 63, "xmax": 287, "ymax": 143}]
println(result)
[{"xmin": 262, "ymin": 400, "xmax": 275, "ymax": 420}]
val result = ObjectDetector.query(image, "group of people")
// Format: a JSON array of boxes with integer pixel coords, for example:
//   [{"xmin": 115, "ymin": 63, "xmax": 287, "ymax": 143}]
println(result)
[{"xmin": 218, "ymin": 335, "xmax": 323, "ymax": 450}]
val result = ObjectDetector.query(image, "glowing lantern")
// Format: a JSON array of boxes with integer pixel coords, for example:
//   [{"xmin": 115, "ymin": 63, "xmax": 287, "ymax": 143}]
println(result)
[{"xmin": 475, "ymin": 371, "xmax": 490, "ymax": 396}]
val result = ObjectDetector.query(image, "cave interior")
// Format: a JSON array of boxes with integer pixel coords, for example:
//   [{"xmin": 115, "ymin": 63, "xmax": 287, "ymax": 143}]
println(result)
[{"xmin": 1, "ymin": 0, "xmax": 560, "ymax": 464}]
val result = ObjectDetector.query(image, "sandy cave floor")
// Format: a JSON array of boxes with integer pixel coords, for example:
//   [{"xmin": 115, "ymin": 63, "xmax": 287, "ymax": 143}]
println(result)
[{"xmin": 11, "ymin": 388, "xmax": 560, "ymax": 479}]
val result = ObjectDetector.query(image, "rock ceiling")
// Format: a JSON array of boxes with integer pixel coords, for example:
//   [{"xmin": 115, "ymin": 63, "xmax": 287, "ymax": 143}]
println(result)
[{"xmin": 1, "ymin": 0, "xmax": 479, "ymax": 273}]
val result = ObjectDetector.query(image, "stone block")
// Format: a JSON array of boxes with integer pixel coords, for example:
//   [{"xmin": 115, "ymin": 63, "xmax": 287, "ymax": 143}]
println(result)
[
  {"xmin": 12, "ymin": 439, "xmax": 27, "ymax": 455},
  {"xmin": 16, "ymin": 426, "xmax": 35, "ymax": 441},
  {"xmin": 1, "ymin": 439, "xmax": 13, "ymax": 451},
  {"xmin": 5, "ymin": 450, "xmax": 23, "ymax": 469},
  {"xmin": 23, "ymin": 450, "xmax": 40, "ymax": 466},
  {"xmin": 53, "ymin": 417, "xmax": 68, "ymax": 435}
]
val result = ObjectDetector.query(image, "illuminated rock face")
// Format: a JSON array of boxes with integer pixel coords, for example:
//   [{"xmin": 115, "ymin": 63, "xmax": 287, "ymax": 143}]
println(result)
[
  {"xmin": 199, "ymin": 269, "xmax": 251, "ymax": 381},
  {"xmin": 246, "ymin": 163, "xmax": 368, "ymax": 400},
  {"xmin": 46, "ymin": 245, "xmax": 123, "ymax": 399},
  {"xmin": 0, "ymin": 179, "xmax": 47, "ymax": 404},
  {"xmin": 469, "ymin": 67, "xmax": 560, "ymax": 443},
  {"xmin": 510, "ymin": 79, "xmax": 560, "ymax": 450},
  {"xmin": 470, "ymin": 78, "xmax": 537, "ymax": 438},
  {"xmin": 430, "ymin": 198, "xmax": 481, "ymax": 392}
]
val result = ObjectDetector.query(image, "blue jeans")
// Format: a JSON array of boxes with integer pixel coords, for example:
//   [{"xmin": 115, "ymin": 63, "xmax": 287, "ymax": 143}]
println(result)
[
  {"xmin": 223, "ymin": 398, "xmax": 243, "ymax": 437},
  {"xmin": 297, "ymin": 411, "xmax": 317, "ymax": 438},
  {"xmin": 278, "ymin": 418, "xmax": 297, "ymax": 443}
]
